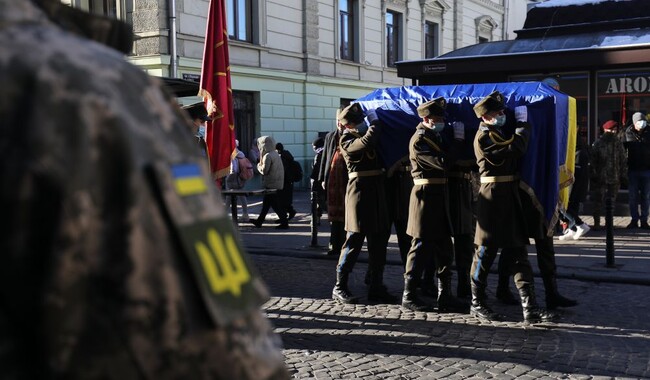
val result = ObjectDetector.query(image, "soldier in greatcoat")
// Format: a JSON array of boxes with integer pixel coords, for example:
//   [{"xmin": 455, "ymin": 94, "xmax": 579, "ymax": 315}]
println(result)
[
  {"xmin": 0, "ymin": 1, "xmax": 289, "ymax": 378},
  {"xmin": 401, "ymin": 97, "xmax": 467, "ymax": 312},
  {"xmin": 471, "ymin": 91, "xmax": 556, "ymax": 323},
  {"xmin": 331, "ymin": 103, "xmax": 398, "ymax": 304}
]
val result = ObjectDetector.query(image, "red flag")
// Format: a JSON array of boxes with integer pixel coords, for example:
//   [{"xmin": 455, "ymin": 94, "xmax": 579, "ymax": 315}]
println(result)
[{"xmin": 199, "ymin": 0, "xmax": 236, "ymax": 185}]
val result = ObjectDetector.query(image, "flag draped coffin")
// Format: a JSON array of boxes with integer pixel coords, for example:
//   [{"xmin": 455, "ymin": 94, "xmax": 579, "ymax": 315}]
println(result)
[{"xmin": 354, "ymin": 82, "xmax": 577, "ymax": 234}]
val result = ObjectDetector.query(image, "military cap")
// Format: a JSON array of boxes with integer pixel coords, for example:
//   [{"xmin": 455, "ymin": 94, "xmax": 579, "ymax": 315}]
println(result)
[
  {"xmin": 473, "ymin": 91, "xmax": 505, "ymax": 118},
  {"xmin": 338, "ymin": 103, "xmax": 365, "ymax": 125},
  {"xmin": 417, "ymin": 97, "xmax": 447, "ymax": 118},
  {"xmin": 182, "ymin": 102, "xmax": 211, "ymax": 121}
]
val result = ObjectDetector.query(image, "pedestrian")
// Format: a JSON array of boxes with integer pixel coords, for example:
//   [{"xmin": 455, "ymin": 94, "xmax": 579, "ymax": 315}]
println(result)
[
  {"xmin": 590, "ymin": 120, "xmax": 627, "ymax": 229},
  {"xmin": 318, "ymin": 111, "xmax": 348, "ymax": 257},
  {"xmin": 0, "ymin": 1, "xmax": 288, "ymax": 378},
  {"xmin": 310, "ymin": 136, "xmax": 326, "ymax": 219},
  {"xmin": 225, "ymin": 139, "xmax": 252, "ymax": 222},
  {"xmin": 182, "ymin": 101, "xmax": 210, "ymax": 156},
  {"xmin": 252, "ymin": 136, "xmax": 289, "ymax": 229},
  {"xmin": 621, "ymin": 112, "xmax": 650, "ymax": 229},
  {"xmin": 249, "ymin": 140, "xmax": 261, "ymax": 164},
  {"xmin": 331, "ymin": 103, "xmax": 398, "ymax": 304},
  {"xmin": 470, "ymin": 91, "xmax": 556, "ymax": 323},
  {"xmin": 401, "ymin": 97, "xmax": 468, "ymax": 312},
  {"xmin": 558, "ymin": 126, "xmax": 591, "ymax": 240},
  {"xmin": 276, "ymin": 142, "xmax": 298, "ymax": 220}
]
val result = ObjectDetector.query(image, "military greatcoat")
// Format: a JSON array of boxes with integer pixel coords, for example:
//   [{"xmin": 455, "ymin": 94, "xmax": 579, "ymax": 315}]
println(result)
[
  {"xmin": 473, "ymin": 121, "xmax": 531, "ymax": 247},
  {"xmin": 406, "ymin": 123, "xmax": 458, "ymax": 239},
  {"xmin": 339, "ymin": 123, "xmax": 389, "ymax": 234},
  {"xmin": 0, "ymin": 1, "xmax": 288, "ymax": 378}
]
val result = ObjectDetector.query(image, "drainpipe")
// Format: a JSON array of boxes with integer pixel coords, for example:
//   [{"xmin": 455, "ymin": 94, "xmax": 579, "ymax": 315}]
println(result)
[
  {"xmin": 502, "ymin": 0, "xmax": 509, "ymax": 40},
  {"xmin": 453, "ymin": 0, "xmax": 458, "ymax": 50},
  {"xmin": 168, "ymin": 0, "xmax": 178, "ymax": 78}
]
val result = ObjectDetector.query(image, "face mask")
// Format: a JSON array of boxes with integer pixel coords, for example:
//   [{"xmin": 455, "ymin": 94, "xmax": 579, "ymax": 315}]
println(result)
[
  {"xmin": 486, "ymin": 114, "xmax": 506, "ymax": 127},
  {"xmin": 431, "ymin": 122, "xmax": 445, "ymax": 132},
  {"xmin": 635, "ymin": 120, "xmax": 647, "ymax": 130},
  {"xmin": 197, "ymin": 125, "xmax": 206, "ymax": 139}
]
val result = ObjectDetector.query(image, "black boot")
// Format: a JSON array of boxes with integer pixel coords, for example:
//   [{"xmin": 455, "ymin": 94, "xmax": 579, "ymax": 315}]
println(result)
[
  {"xmin": 367, "ymin": 268, "xmax": 399, "ymax": 304},
  {"xmin": 437, "ymin": 275, "xmax": 469, "ymax": 313},
  {"xmin": 332, "ymin": 272, "xmax": 358, "ymax": 304},
  {"xmin": 519, "ymin": 284, "xmax": 559, "ymax": 323},
  {"xmin": 457, "ymin": 270, "xmax": 471, "ymax": 299},
  {"xmin": 496, "ymin": 274, "xmax": 519, "ymax": 305},
  {"xmin": 420, "ymin": 273, "xmax": 438, "ymax": 298},
  {"xmin": 469, "ymin": 283, "xmax": 504, "ymax": 321},
  {"xmin": 542, "ymin": 276, "xmax": 578, "ymax": 309},
  {"xmin": 401, "ymin": 278, "xmax": 433, "ymax": 312}
]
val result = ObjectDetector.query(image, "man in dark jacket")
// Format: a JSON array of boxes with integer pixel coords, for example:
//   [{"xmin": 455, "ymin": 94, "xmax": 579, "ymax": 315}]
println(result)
[
  {"xmin": 331, "ymin": 103, "xmax": 397, "ymax": 304},
  {"xmin": 622, "ymin": 112, "xmax": 650, "ymax": 229},
  {"xmin": 0, "ymin": 1, "xmax": 288, "ymax": 378},
  {"xmin": 276, "ymin": 142, "xmax": 298, "ymax": 220},
  {"xmin": 470, "ymin": 91, "xmax": 556, "ymax": 323},
  {"xmin": 401, "ymin": 97, "xmax": 467, "ymax": 312}
]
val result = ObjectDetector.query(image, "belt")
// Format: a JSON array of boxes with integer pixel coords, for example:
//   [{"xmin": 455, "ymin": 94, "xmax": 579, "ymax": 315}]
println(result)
[
  {"xmin": 349, "ymin": 169, "xmax": 384, "ymax": 179},
  {"xmin": 413, "ymin": 178, "xmax": 447, "ymax": 185},
  {"xmin": 447, "ymin": 171, "xmax": 472, "ymax": 180},
  {"xmin": 480, "ymin": 175, "xmax": 518, "ymax": 184}
]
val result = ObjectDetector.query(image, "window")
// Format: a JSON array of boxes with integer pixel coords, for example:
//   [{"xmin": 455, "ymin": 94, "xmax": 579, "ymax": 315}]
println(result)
[
  {"xmin": 77, "ymin": 0, "xmax": 117, "ymax": 17},
  {"xmin": 386, "ymin": 11, "xmax": 401, "ymax": 68},
  {"xmin": 478, "ymin": 37, "xmax": 489, "ymax": 44},
  {"xmin": 424, "ymin": 21, "xmax": 438, "ymax": 59},
  {"xmin": 227, "ymin": 0, "xmax": 253, "ymax": 42},
  {"xmin": 475, "ymin": 16, "xmax": 497, "ymax": 44},
  {"xmin": 339, "ymin": 0, "xmax": 356, "ymax": 61},
  {"xmin": 232, "ymin": 91, "xmax": 257, "ymax": 161}
]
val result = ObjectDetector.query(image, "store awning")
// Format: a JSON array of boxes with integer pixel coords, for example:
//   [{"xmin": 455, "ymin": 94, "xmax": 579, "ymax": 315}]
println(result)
[{"xmin": 160, "ymin": 77, "xmax": 200, "ymax": 97}]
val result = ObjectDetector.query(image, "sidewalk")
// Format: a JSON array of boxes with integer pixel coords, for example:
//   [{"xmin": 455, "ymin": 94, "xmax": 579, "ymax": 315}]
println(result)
[{"xmin": 235, "ymin": 190, "xmax": 650, "ymax": 286}]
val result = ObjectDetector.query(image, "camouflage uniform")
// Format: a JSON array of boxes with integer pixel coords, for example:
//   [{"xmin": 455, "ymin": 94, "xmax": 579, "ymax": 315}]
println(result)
[
  {"xmin": 0, "ymin": 1, "xmax": 288, "ymax": 378},
  {"xmin": 590, "ymin": 132, "xmax": 627, "ymax": 226}
]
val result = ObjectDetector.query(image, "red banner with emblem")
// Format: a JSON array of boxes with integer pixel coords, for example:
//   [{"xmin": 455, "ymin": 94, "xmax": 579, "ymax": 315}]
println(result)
[{"xmin": 199, "ymin": 0, "xmax": 236, "ymax": 184}]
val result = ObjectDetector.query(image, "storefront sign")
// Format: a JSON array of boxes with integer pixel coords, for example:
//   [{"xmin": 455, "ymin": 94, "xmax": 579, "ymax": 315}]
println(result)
[{"xmin": 604, "ymin": 76, "xmax": 650, "ymax": 94}]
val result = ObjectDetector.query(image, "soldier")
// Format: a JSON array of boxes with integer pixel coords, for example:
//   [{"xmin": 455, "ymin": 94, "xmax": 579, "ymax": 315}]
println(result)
[
  {"xmin": 0, "ymin": 1, "xmax": 288, "ymax": 378},
  {"xmin": 470, "ymin": 91, "xmax": 556, "ymax": 323},
  {"xmin": 401, "ymin": 97, "xmax": 467, "ymax": 312},
  {"xmin": 385, "ymin": 155, "xmax": 414, "ymax": 265},
  {"xmin": 446, "ymin": 144, "xmax": 476, "ymax": 298},
  {"xmin": 590, "ymin": 120, "xmax": 627, "ymax": 229},
  {"xmin": 331, "ymin": 103, "xmax": 398, "ymax": 304}
]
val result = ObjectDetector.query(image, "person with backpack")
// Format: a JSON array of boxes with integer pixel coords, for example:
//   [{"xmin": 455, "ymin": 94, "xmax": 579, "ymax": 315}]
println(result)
[
  {"xmin": 225, "ymin": 140, "xmax": 252, "ymax": 222},
  {"xmin": 276, "ymin": 142, "xmax": 299, "ymax": 220}
]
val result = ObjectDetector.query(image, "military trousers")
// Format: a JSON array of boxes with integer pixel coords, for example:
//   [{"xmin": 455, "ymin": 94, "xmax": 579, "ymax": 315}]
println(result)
[
  {"xmin": 453, "ymin": 234, "xmax": 474, "ymax": 275},
  {"xmin": 337, "ymin": 230, "xmax": 389, "ymax": 275},
  {"xmin": 404, "ymin": 237, "xmax": 454, "ymax": 282},
  {"xmin": 328, "ymin": 220, "xmax": 346, "ymax": 256},
  {"xmin": 498, "ymin": 236, "xmax": 556, "ymax": 283},
  {"xmin": 471, "ymin": 245, "xmax": 534, "ymax": 292}
]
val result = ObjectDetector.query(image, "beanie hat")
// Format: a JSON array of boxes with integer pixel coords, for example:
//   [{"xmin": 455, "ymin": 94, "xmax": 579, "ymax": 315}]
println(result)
[{"xmin": 632, "ymin": 112, "xmax": 646, "ymax": 123}]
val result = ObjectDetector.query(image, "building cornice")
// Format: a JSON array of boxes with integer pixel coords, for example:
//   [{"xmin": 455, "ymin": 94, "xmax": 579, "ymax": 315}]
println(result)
[{"xmin": 468, "ymin": 0, "xmax": 504, "ymax": 13}]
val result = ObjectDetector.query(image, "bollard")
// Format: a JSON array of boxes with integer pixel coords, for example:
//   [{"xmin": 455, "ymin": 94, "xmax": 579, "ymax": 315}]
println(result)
[
  {"xmin": 605, "ymin": 189, "xmax": 615, "ymax": 268},
  {"xmin": 310, "ymin": 189, "xmax": 319, "ymax": 247}
]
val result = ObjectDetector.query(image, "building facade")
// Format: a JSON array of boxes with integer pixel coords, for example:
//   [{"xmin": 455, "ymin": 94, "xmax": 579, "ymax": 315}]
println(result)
[{"xmin": 61, "ymin": 0, "xmax": 527, "ymax": 184}]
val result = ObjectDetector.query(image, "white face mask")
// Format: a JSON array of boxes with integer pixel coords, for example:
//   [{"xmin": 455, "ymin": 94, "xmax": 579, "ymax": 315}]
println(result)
[{"xmin": 635, "ymin": 120, "xmax": 647, "ymax": 130}]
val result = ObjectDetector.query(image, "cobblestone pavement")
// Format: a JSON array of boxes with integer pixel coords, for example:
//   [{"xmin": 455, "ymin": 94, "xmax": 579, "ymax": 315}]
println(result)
[{"xmin": 254, "ymin": 254, "xmax": 650, "ymax": 379}]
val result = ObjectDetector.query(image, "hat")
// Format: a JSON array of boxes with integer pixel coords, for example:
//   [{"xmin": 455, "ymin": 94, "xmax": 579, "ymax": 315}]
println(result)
[
  {"xmin": 417, "ymin": 97, "xmax": 447, "ymax": 118},
  {"xmin": 602, "ymin": 120, "xmax": 618, "ymax": 131},
  {"xmin": 473, "ymin": 91, "xmax": 505, "ymax": 118},
  {"xmin": 182, "ymin": 102, "xmax": 211, "ymax": 122},
  {"xmin": 338, "ymin": 103, "xmax": 365, "ymax": 125},
  {"xmin": 632, "ymin": 112, "xmax": 646, "ymax": 123}
]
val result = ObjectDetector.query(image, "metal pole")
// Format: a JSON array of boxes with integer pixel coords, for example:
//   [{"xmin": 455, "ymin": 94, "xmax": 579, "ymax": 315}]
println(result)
[
  {"xmin": 605, "ymin": 188, "xmax": 615, "ymax": 267},
  {"xmin": 310, "ymin": 189, "xmax": 319, "ymax": 247},
  {"xmin": 168, "ymin": 0, "xmax": 178, "ymax": 78}
]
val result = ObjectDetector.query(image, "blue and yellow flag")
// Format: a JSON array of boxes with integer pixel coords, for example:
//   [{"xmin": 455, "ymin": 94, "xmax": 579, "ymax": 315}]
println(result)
[{"xmin": 171, "ymin": 163, "xmax": 208, "ymax": 196}]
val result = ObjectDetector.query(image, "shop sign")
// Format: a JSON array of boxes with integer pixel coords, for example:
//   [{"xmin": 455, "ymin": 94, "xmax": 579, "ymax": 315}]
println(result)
[{"xmin": 604, "ymin": 75, "xmax": 650, "ymax": 94}]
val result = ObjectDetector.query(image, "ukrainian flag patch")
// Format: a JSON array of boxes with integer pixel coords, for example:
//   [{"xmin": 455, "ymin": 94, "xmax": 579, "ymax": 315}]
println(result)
[{"xmin": 172, "ymin": 163, "xmax": 208, "ymax": 196}]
